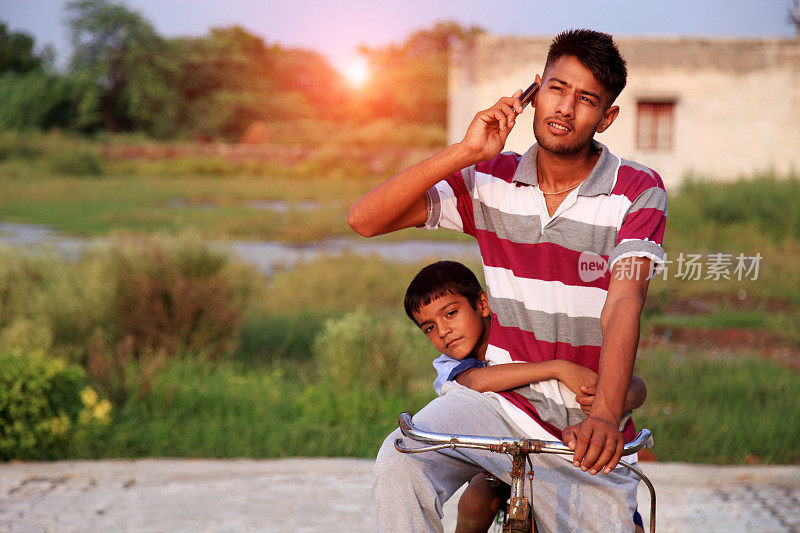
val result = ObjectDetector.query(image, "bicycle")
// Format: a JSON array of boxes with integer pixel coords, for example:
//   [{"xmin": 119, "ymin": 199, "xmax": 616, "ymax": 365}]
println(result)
[{"xmin": 394, "ymin": 412, "xmax": 657, "ymax": 533}]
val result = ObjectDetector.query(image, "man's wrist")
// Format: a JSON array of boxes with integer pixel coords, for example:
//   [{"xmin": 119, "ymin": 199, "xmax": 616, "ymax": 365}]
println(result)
[
  {"xmin": 450, "ymin": 141, "xmax": 483, "ymax": 168},
  {"xmin": 587, "ymin": 406, "xmax": 621, "ymax": 427}
]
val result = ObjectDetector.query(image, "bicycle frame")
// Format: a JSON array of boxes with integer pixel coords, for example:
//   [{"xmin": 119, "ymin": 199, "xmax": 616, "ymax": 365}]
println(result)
[{"xmin": 394, "ymin": 412, "xmax": 657, "ymax": 533}]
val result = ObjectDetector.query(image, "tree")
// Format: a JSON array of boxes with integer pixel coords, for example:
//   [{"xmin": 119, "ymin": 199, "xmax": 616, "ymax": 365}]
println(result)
[
  {"xmin": 790, "ymin": 0, "xmax": 800, "ymax": 36},
  {"xmin": 356, "ymin": 21, "xmax": 484, "ymax": 125},
  {"xmin": 169, "ymin": 26, "xmax": 348, "ymax": 139},
  {"xmin": 0, "ymin": 22, "xmax": 49, "ymax": 74},
  {"xmin": 66, "ymin": 0, "xmax": 179, "ymax": 136}
]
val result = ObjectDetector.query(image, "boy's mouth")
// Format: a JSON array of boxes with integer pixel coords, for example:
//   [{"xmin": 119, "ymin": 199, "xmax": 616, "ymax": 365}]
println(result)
[{"xmin": 445, "ymin": 337, "xmax": 462, "ymax": 349}]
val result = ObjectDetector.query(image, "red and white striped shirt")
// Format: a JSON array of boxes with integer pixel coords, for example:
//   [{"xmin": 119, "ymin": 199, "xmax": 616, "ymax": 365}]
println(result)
[{"xmin": 424, "ymin": 141, "xmax": 667, "ymax": 440}]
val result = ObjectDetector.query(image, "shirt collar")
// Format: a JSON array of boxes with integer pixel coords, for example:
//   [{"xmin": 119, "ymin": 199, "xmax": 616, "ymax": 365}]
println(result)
[{"xmin": 512, "ymin": 140, "xmax": 617, "ymax": 197}]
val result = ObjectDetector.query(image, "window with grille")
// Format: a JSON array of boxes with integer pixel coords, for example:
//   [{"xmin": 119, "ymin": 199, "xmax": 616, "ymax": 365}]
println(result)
[{"xmin": 636, "ymin": 101, "xmax": 675, "ymax": 151}]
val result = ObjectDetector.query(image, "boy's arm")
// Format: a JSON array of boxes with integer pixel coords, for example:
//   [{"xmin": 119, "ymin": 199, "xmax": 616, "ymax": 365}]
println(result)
[
  {"xmin": 348, "ymin": 91, "xmax": 523, "ymax": 238},
  {"xmin": 576, "ymin": 375, "xmax": 647, "ymax": 414},
  {"xmin": 455, "ymin": 359, "xmax": 596, "ymax": 393},
  {"xmin": 626, "ymin": 375, "xmax": 647, "ymax": 410}
]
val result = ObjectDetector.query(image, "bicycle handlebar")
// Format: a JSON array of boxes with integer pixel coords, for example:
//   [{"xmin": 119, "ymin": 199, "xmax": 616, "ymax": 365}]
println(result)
[
  {"xmin": 395, "ymin": 412, "xmax": 654, "ymax": 456},
  {"xmin": 393, "ymin": 411, "xmax": 657, "ymax": 533}
]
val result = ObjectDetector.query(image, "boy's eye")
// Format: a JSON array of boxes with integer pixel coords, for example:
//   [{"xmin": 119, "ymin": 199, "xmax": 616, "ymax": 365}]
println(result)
[
  {"xmin": 424, "ymin": 324, "xmax": 434, "ymax": 333},
  {"xmin": 446, "ymin": 310, "xmax": 456, "ymax": 318}
]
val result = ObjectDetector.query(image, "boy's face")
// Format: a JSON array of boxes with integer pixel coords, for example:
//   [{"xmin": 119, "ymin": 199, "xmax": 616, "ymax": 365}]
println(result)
[{"xmin": 412, "ymin": 291, "xmax": 490, "ymax": 360}]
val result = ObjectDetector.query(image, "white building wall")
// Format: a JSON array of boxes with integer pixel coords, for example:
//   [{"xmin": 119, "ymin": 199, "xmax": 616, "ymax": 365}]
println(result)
[{"xmin": 448, "ymin": 36, "xmax": 800, "ymax": 190}]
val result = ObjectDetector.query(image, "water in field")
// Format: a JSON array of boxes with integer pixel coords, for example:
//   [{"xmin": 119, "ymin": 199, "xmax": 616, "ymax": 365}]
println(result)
[{"xmin": 0, "ymin": 222, "xmax": 479, "ymax": 274}]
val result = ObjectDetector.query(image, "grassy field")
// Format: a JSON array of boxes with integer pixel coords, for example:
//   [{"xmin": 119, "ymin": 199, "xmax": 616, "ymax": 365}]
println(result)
[
  {"xmin": 0, "ymin": 130, "xmax": 448, "ymax": 242},
  {"xmin": 1, "ymin": 132, "xmax": 799, "ymax": 464}
]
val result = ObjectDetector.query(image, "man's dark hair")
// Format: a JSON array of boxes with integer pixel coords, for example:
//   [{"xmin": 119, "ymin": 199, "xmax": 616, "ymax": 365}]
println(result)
[
  {"xmin": 404, "ymin": 261, "xmax": 483, "ymax": 324},
  {"xmin": 545, "ymin": 29, "xmax": 627, "ymax": 105}
]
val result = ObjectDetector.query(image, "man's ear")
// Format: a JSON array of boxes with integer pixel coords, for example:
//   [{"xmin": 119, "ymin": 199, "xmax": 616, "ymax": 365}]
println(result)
[
  {"xmin": 478, "ymin": 291, "xmax": 491, "ymax": 317},
  {"xmin": 596, "ymin": 105, "xmax": 619, "ymax": 133},
  {"xmin": 533, "ymin": 74, "xmax": 542, "ymax": 107}
]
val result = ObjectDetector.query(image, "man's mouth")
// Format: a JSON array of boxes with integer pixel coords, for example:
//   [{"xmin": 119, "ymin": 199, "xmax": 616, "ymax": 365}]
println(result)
[{"xmin": 547, "ymin": 120, "xmax": 571, "ymax": 133}]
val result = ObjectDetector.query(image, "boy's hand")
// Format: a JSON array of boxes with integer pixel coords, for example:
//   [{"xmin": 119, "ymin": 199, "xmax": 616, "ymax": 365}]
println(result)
[
  {"xmin": 460, "ymin": 89, "xmax": 523, "ymax": 163},
  {"xmin": 576, "ymin": 385, "xmax": 597, "ymax": 415}
]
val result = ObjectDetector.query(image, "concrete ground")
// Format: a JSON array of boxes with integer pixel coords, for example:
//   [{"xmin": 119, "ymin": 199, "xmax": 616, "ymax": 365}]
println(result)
[{"xmin": 1, "ymin": 458, "xmax": 799, "ymax": 533}]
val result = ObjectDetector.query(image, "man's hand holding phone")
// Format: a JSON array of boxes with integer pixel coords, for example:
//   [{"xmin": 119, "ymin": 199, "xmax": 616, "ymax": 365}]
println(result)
[{"xmin": 459, "ymin": 82, "xmax": 539, "ymax": 163}]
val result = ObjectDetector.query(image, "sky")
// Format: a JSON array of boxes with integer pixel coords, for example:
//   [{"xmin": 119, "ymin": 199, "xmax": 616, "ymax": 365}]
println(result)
[{"xmin": 1, "ymin": 0, "xmax": 796, "ymax": 73}]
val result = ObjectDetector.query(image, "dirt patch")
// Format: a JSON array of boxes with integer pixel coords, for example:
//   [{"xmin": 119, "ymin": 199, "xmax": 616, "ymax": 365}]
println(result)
[
  {"xmin": 652, "ymin": 293, "xmax": 795, "ymax": 316},
  {"xmin": 641, "ymin": 326, "xmax": 800, "ymax": 370}
]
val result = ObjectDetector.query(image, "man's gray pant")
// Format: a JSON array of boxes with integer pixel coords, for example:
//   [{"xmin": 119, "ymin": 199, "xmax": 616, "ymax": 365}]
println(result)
[{"xmin": 372, "ymin": 384, "xmax": 639, "ymax": 532}]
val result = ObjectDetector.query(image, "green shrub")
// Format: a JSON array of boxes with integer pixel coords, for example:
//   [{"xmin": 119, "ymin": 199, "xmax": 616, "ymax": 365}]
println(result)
[
  {"xmin": 0, "ymin": 352, "xmax": 87, "ymax": 460},
  {"xmin": 0, "ymin": 130, "xmax": 44, "ymax": 161},
  {"xmin": 83, "ymin": 233, "xmax": 262, "ymax": 400},
  {"xmin": 0, "ymin": 235, "xmax": 264, "ymax": 403},
  {"xmin": 265, "ymin": 254, "xmax": 429, "ymax": 314},
  {"xmin": 312, "ymin": 310, "xmax": 433, "ymax": 396},
  {"xmin": 46, "ymin": 147, "xmax": 104, "ymax": 176},
  {"xmin": 237, "ymin": 310, "xmax": 331, "ymax": 364},
  {"xmin": 670, "ymin": 174, "xmax": 800, "ymax": 247}
]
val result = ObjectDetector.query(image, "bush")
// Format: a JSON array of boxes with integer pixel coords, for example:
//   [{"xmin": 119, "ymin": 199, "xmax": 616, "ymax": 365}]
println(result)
[
  {"xmin": 0, "ymin": 352, "xmax": 87, "ymax": 460},
  {"xmin": 0, "ymin": 235, "xmax": 264, "ymax": 403},
  {"xmin": 84, "ymin": 233, "xmax": 262, "ymax": 400},
  {"xmin": 312, "ymin": 310, "xmax": 434, "ymax": 396},
  {"xmin": 265, "ymin": 254, "xmax": 428, "ymax": 315},
  {"xmin": 237, "ymin": 310, "xmax": 331, "ymax": 364},
  {"xmin": 670, "ymin": 174, "xmax": 800, "ymax": 247},
  {"xmin": 46, "ymin": 147, "xmax": 104, "ymax": 176},
  {"xmin": 0, "ymin": 130, "xmax": 44, "ymax": 161}
]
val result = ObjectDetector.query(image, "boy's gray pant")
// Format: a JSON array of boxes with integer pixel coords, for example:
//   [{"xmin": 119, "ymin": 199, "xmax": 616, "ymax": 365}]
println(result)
[{"xmin": 372, "ymin": 384, "xmax": 639, "ymax": 533}]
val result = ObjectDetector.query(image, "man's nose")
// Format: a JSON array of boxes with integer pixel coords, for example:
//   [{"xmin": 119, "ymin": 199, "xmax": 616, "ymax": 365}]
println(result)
[{"xmin": 555, "ymin": 94, "xmax": 574, "ymax": 117}]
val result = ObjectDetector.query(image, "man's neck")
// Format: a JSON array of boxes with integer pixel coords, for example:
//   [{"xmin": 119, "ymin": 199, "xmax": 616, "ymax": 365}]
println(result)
[{"xmin": 536, "ymin": 143, "xmax": 600, "ymax": 190}]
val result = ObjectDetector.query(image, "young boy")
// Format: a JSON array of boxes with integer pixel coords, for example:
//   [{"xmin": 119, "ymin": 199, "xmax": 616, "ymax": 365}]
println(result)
[{"xmin": 404, "ymin": 261, "xmax": 647, "ymax": 533}]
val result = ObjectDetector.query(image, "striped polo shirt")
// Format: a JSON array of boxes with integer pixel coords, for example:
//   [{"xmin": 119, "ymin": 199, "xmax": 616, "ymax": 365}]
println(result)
[{"xmin": 423, "ymin": 141, "xmax": 667, "ymax": 440}]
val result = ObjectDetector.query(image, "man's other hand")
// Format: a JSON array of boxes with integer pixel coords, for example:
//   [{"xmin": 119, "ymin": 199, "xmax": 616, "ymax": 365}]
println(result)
[{"xmin": 562, "ymin": 416, "xmax": 624, "ymax": 475}]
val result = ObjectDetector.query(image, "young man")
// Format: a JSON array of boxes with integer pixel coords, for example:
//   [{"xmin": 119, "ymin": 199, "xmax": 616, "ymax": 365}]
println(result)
[
  {"xmin": 350, "ymin": 29, "xmax": 667, "ymax": 532},
  {"xmin": 405, "ymin": 260, "xmax": 647, "ymax": 533}
]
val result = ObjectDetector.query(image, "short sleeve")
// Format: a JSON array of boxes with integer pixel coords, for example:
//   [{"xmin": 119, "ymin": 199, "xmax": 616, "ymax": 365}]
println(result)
[
  {"xmin": 432, "ymin": 355, "xmax": 487, "ymax": 395},
  {"xmin": 422, "ymin": 165, "xmax": 478, "ymax": 236},
  {"xmin": 608, "ymin": 185, "xmax": 668, "ymax": 272},
  {"xmin": 432, "ymin": 355, "xmax": 460, "ymax": 395},
  {"xmin": 445, "ymin": 358, "xmax": 487, "ymax": 383}
]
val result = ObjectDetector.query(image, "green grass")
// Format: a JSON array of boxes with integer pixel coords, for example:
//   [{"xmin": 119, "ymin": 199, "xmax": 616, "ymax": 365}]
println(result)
[
  {"xmin": 70, "ymin": 347, "xmax": 800, "ymax": 463},
  {"xmin": 634, "ymin": 348, "xmax": 800, "ymax": 464}
]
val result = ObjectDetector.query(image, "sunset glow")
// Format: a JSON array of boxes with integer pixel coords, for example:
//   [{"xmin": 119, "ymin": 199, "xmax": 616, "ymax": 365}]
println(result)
[{"xmin": 340, "ymin": 56, "xmax": 370, "ymax": 88}]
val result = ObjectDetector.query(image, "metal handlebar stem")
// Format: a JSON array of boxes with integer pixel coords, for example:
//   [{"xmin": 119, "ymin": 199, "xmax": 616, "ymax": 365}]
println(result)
[{"xmin": 394, "ymin": 412, "xmax": 657, "ymax": 533}]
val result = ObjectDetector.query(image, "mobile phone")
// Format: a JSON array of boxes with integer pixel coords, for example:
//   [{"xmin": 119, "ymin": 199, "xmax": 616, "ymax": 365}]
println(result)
[{"xmin": 519, "ymin": 82, "xmax": 540, "ymax": 111}]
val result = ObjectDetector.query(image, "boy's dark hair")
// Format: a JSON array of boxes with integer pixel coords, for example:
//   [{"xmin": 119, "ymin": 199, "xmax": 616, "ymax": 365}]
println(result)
[
  {"xmin": 404, "ymin": 261, "xmax": 483, "ymax": 324},
  {"xmin": 545, "ymin": 29, "xmax": 627, "ymax": 105}
]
